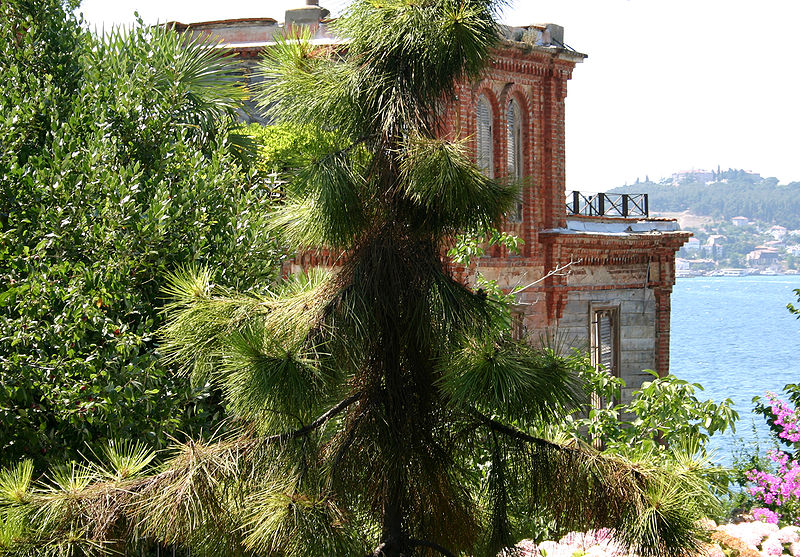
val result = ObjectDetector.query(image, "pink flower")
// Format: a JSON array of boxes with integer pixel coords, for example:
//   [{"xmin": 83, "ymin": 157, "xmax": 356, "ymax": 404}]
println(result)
[
  {"xmin": 762, "ymin": 533, "xmax": 785, "ymax": 556},
  {"xmin": 754, "ymin": 508, "xmax": 782, "ymax": 524}
]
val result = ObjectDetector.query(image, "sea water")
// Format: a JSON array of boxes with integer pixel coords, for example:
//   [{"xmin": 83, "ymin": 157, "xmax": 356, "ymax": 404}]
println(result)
[{"xmin": 670, "ymin": 275, "xmax": 800, "ymax": 464}]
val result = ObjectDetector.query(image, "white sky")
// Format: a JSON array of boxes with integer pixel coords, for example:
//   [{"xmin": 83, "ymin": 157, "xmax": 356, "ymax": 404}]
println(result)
[{"xmin": 76, "ymin": 0, "xmax": 800, "ymax": 191}]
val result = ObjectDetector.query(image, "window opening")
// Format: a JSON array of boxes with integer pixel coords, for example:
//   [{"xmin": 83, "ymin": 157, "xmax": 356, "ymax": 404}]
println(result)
[
  {"xmin": 506, "ymin": 99, "xmax": 523, "ymax": 222},
  {"xmin": 476, "ymin": 95, "xmax": 494, "ymax": 178},
  {"xmin": 511, "ymin": 308, "xmax": 526, "ymax": 340},
  {"xmin": 590, "ymin": 307, "xmax": 619, "ymax": 400},
  {"xmin": 589, "ymin": 306, "xmax": 619, "ymax": 448}
]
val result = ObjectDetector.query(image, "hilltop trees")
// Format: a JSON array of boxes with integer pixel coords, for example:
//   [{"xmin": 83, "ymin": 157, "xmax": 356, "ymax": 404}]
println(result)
[
  {"xmin": 610, "ymin": 174, "xmax": 800, "ymax": 229},
  {"xmin": 0, "ymin": 1, "xmax": 725, "ymax": 556}
]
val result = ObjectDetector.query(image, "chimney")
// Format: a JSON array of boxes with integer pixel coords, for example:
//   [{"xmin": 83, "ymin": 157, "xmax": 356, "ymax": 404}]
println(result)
[{"xmin": 285, "ymin": 0, "xmax": 329, "ymax": 33}]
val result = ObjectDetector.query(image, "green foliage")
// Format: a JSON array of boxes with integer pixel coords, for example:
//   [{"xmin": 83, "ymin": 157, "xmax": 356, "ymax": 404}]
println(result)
[
  {"xmin": 1, "ymin": 1, "xmax": 727, "ymax": 556},
  {"xmin": 787, "ymin": 288, "xmax": 800, "ymax": 320},
  {"xmin": 0, "ymin": 1, "xmax": 281, "ymax": 469},
  {"xmin": 544, "ymin": 362, "xmax": 736, "ymax": 524},
  {"xmin": 241, "ymin": 122, "xmax": 340, "ymax": 177},
  {"xmin": 448, "ymin": 228, "xmax": 524, "ymax": 266},
  {"xmin": 438, "ymin": 338, "xmax": 584, "ymax": 426},
  {"xmin": 561, "ymin": 363, "xmax": 738, "ymax": 453}
]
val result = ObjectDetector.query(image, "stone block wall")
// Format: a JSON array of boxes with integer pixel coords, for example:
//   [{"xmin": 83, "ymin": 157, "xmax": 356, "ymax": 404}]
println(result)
[{"xmin": 555, "ymin": 285, "xmax": 657, "ymax": 403}]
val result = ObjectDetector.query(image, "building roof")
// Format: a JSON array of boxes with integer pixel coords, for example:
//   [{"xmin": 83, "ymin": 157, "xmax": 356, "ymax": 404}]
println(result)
[
  {"xmin": 167, "ymin": 10, "xmax": 586, "ymax": 61},
  {"xmin": 549, "ymin": 218, "xmax": 683, "ymax": 236}
]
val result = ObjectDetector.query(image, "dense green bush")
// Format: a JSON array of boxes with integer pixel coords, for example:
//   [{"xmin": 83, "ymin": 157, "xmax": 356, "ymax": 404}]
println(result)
[
  {"xmin": 563, "ymin": 364, "xmax": 738, "ymax": 453},
  {"xmin": 0, "ymin": 0, "xmax": 282, "ymax": 469}
]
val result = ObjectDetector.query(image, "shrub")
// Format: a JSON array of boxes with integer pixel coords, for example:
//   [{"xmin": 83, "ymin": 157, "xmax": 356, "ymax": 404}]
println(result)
[{"xmin": 0, "ymin": 1, "xmax": 281, "ymax": 469}]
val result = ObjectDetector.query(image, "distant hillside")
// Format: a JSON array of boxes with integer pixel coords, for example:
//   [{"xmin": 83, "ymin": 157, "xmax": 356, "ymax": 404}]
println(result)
[{"xmin": 608, "ymin": 170, "xmax": 800, "ymax": 229}]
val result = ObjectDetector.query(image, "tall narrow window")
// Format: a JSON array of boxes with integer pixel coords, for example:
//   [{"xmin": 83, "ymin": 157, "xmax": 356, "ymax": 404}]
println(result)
[
  {"xmin": 511, "ymin": 307, "xmax": 526, "ymax": 340},
  {"xmin": 590, "ymin": 306, "xmax": 619, "ymax": 448},
  {"xmin": 476, "ymin": 95, "xmax": 494, "ymax": 178},
  {"xmin": 506, "ymin": 99, "xmax": 523, "ymax": 222},
  {"xmin": 591, "ymin": 308, "xmax": 618, "ymax": 378}
]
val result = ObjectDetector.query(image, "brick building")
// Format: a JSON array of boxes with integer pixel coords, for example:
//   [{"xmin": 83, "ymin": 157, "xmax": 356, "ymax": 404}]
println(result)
[{"xmin": 175, "ymin": 1, "xmax": 690, "ymax": 401}]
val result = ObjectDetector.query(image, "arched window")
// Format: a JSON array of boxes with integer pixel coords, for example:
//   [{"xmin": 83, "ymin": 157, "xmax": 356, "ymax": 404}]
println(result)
[
  {"xmin": 476, "ymin": 95, "xmax": 494, "ymax": 178},
  {"xmin": 506, "ymin": 99, "xmax": 523, "ymax": 222}
]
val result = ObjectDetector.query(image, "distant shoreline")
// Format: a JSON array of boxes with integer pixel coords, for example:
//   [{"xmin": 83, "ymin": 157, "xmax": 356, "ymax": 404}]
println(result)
[{"xmin": 676, "ymin": 268, "xmax": 799, "ymax": 278}]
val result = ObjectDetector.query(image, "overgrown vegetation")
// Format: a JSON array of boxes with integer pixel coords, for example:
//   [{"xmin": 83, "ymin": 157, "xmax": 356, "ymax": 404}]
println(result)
[
  {"xmin": 563, "ymin": 365, "xmax": 737, "ymax": 454},
  {"xmin": 0, "ymin": 1, "xmax": 736, "ymax": 556},
  {"xmin": 0, "ymin": 0, "xmax": 281, "ymax": 469}
]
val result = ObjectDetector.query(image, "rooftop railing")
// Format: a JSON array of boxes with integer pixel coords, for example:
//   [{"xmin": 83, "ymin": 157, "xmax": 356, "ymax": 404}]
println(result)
[{"xmin": 566, "ymin": 192, "xmax": 649, "ymax": 218}]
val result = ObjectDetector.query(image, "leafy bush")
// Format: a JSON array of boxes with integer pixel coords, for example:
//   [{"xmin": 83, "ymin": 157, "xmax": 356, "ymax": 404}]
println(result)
[
  {"xmin": 0, "ymin": 1, "xmax": 281, "ymax": 469},
  {"xmin": 560, "ymin": 361, "xmax": 738, "ymax": 454},
  {"xmin": 241, "ymin": 122, "xmax": 332, "ymax": 176}
]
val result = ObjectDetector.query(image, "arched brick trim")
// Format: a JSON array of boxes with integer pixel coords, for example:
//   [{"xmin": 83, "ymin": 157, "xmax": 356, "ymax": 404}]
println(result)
[
  {"xmin": 470, "ymin": 85, "xmax": 502, "ymax": 257},
  {"xmin": 500, "ymin": 84, "xmax": 535, "ymax": 255}
]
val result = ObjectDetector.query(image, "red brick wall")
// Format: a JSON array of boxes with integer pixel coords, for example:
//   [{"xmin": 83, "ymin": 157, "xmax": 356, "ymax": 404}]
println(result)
[{"xmin": 451, "ymin": 43, "xmax": 690, "ymax": 378}]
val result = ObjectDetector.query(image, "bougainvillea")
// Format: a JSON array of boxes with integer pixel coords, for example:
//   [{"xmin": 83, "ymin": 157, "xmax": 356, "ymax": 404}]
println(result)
[
  {"xmin": 746, "ymin": 393, "xmax": 800, "ymax": 525},
  {"xmin": 766, "ymin": 392, "xmax": 800, "ymax": 444},
  {"xmin": 752, "ymin": 507, "xmax": 782, "ymax": 525}
]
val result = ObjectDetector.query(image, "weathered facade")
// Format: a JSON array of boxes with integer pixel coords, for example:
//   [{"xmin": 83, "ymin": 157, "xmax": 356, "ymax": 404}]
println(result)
[
  {"xmin": 445, "ymin": 29, "xmax": 689, "ymax": 399},
  {"xmin": 174, "ymin": 1, "xmax": 690, "ymax": 400}
]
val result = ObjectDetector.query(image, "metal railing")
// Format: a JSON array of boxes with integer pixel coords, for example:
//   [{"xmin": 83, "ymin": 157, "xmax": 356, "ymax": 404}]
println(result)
[{"xmin": 566, "ymin": 192, "xmax": 649, "ymax": 218}]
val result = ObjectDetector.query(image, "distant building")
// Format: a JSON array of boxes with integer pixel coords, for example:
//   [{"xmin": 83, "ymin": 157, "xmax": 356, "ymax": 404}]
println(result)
[
  {"xmin": 704, "ymin": 235, "xmax": 725, "ymax": 258},
  {"xmin": 768, "ymin": 225, "xmax": 788, "ymax": 240},
  {"xmin": 731, "ymin": 216, "xmax": 750, "ymax": 227},
  {"xmin": 746, "ymin": 248, "xmax": 780, "ymax": 268},
  {"xmin": 671, "ymin": 169, "xmax": 715, "ymax": 185},
  {"xmin": 682, "ymin": 237, "xmax": 702, "ymax": 253}
]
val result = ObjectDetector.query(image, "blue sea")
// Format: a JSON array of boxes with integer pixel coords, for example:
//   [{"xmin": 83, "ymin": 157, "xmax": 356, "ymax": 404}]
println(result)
[{"xmin": 670, "ymin": 276, "xmax": 800, "ymax": 464}]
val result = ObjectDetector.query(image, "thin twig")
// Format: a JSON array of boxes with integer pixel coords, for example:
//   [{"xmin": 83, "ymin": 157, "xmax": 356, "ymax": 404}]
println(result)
[{"xmin": 512, "ymin": 259, "xmax": 581, "ymax": 294}]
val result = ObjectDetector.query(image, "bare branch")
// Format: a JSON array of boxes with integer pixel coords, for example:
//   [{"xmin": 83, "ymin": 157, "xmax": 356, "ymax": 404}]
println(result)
[
  {"xmin": 512, "ymin": 258, "xmax": 581, "ymax": 295},
  {"xmin": 470, "ymin": 409, "xmax": 581, "ymax": 454},
  {"xmin": 470, "ymin": 409, "xmax": 647, "ymax": 484}
]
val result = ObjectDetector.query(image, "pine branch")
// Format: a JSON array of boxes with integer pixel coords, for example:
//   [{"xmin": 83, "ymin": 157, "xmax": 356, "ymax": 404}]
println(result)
[
  {"xmin": 470, "ymin": 408, "xmax": 586, "ymax": 455},
  {"xmin": 262, "ymin": 392, "xmax": 362, "ymax": 445}
]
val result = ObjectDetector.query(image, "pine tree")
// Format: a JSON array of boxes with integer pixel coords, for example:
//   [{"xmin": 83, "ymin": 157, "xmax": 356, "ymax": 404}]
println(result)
[{"xmin": 0, "ymin": 1, "xmax": 722, "ymax": 556}]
